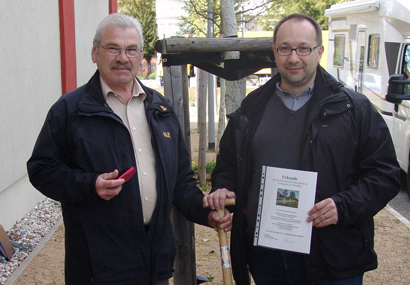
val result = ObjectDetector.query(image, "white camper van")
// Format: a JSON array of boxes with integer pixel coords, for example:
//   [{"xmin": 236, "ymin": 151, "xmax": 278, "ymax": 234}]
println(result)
[{"xmin": 325, "ymin": 0, "xmax": 410, "ymax": 196}]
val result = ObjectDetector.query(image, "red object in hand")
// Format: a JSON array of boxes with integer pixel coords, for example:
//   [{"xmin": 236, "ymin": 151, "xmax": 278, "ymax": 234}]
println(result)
[{"xmin": 118, "ymin": 167, "xmax": 136, "ymax": 182}]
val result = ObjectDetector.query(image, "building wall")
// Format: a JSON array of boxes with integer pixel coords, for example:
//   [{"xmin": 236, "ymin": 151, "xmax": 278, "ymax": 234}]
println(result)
[
  {"xmin": 156, "ymin": 0, "xmax": 184, "ymax": 38},
  {"xmin": 75, "ymin": 0, "xmax": 109, "ymax": 86},
  {"xmin": 0, "ymin": 0, "xmax": 113, "ymax": 231}
]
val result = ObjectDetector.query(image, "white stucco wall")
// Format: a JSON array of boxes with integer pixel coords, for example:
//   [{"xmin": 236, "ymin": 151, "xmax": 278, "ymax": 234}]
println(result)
[
  {"xmin": 0, "ymin": 1, "xmax": 110, "ymax": 231},
  {"xmin": 0, "ymin": 1, "xmax": 62, "ymax": 231},
  {"xmin": 75, "ymin": 0, "xmax": 109, "ymax": 86}
]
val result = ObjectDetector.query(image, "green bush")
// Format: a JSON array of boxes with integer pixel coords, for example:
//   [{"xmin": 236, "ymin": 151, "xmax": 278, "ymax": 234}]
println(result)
[
  {"xmin": 206, "ymin": 161, "xmax": 216, "ymax": 174},
  {"xmin": 148, "ymin": 72, "xmax": 156, "ymax": 79},
  {"xmin": 191, "ymin": 161, "xmax": 198, "ymax": 174},
  {"xmin": 191, "ymin": 161, "xmax": 216, "ymax": 176}
]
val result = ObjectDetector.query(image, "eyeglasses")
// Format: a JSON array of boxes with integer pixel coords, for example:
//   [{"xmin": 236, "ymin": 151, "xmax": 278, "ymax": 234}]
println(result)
[
  {"xmin": 99, "ymin": 44, "xmax": 142, "ymax": 58},
  {"xmin": 274, "ymin": 45, "xmax": 321, "ymax": 56}
]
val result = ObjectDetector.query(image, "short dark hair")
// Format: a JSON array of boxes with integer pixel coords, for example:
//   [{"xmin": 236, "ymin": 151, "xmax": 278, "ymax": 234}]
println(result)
[{"xmin": 273, "ymin": 14, "xmax": 322, "ymax": 46}]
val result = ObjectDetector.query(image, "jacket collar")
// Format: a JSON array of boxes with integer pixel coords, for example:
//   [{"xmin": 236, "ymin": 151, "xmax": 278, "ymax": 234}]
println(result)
[
  {"xmin": 80, "ymin": 70, "xmax": 156, "ymax": 106},
  {"xmin": 310, "ymin": 65, "xmax": 344, "ymax": 105},
  {"xmin": 84, "ymin": 70, "xmax": 106, "ymax": 106},
  {"xmin": 78, "ymin": 70, "xmax": 170, "ymax": 118},
  {"xmin": 238, "ymin": 65, "xmax": 345, "ymax": 119}
]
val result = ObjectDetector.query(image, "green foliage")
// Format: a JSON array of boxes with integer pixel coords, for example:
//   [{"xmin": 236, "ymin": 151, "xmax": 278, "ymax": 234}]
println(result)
[
  {"xmin": 118, "ymin": 0, "xmax": 159, "ymax": 59},
  {"xmin": 191, "ymin": 161, "xmax": 216, "ymax": 176},
  {"xmin": 179, "ymin": 0, "xmax": 222, "ymax": 37},
  {"xmin": 206, "ymin": 274, "xmax": 215, "ymax": 281},
  {"xmin": 147, "ymin": 72, "xmax": 156, "ymax": 79},
  {"xmin": 261, "ymin": 0, "xmax": 349, "ymax": 30},
  {"xmin": 191, "ymin": 160, "xmax": 199, "ymax": 174},
  {"xmin": 206, "ymin": 161, "xmax": 216, "ymax": 175},
  {"xmin": 200, "ymin": 184, "xmax": 211, "ymax": 192},
  {"xmin": 180, "ymin": 0, "xmax": 349, "ymax": 35}
]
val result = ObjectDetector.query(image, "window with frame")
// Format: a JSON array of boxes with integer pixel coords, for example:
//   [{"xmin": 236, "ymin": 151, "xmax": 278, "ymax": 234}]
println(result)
[
  {"xmin": 403, "ymin": 44, "xmax": 410, "ymax": 95},
  {"xmin": 368, "ymin": 34, "xmax": 380, "ymax": 69},
  {"xmin": 333, "ymin": 34, "xmax": 345, "ymax": 68}
]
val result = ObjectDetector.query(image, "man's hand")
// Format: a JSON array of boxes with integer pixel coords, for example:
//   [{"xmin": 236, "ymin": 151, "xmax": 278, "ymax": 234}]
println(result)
[
  {"xmin": 203, "ymin": 188, "xmax": 236, "ymax": 211},
  {"xmin": 208, "ymin": 208, "xmax": 233, "ymax": 232},
  {"xmin": 95, "ymin": 169, "xmax": 125, "ymax": 200},
  {"xmin": 307, "ymin": 198, "xmax": 338, "ymax": 228}
]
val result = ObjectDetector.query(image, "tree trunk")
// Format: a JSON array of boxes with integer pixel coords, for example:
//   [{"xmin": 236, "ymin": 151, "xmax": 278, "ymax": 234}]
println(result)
[
  {"xmin": 146, "ymin": 57, "xmax": 153, "ymax": 77},
  {"xmin": 221, "ymin": 0, "xmax": 246, "ymax": 115},
  {"xmin": 217, "ymin": 78, "xmax": 226, "ymax": 151}
]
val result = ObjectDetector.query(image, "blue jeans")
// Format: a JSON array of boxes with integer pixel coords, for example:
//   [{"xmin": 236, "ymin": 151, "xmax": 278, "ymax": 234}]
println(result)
[{"xmin": 248, "ymin": 246, "xmax": 363, "ymax": 285}]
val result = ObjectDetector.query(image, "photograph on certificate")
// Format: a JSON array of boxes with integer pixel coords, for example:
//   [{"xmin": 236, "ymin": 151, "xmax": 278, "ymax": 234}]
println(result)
[{"xmin": 254, "ymin": 166, "xmax": 317, "ymax": 254}]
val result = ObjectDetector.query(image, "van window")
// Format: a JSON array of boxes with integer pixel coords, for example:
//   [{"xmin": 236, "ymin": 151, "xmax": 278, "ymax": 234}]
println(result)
[
  {"xmin": 403, "ymin": 44, "xmax": 410, "ymax": 95},
  {"xmin": 333, "ymin": 34, "xmax": 345, "ymax": 68},
  {"xmin": 368, "ymin": 34, "xmax": 380, "ymax": 69}
]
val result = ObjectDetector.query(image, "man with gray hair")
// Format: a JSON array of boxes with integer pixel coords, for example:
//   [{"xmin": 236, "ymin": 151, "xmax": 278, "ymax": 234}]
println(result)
[{"xmin": 27, "ymin": 13, "xmax": 230, "ymax": 284}]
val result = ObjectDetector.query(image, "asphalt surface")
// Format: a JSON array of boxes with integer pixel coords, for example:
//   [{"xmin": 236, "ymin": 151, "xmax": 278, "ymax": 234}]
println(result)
[{"xmin": 388, "ymin": 172, "xmax": 410, "ymax": 221}]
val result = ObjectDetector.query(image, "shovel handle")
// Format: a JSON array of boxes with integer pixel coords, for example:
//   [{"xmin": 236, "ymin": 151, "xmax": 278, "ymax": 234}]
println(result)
[{"xmin": 217, "ymin": 198, "xmax": 235, "ymax": 285}]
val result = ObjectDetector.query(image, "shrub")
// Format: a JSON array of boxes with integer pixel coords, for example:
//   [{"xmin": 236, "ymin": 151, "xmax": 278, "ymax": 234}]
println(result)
[
  {"xmin": 148, "ymin": 72, "xmax": 156, "ymax": 79},
  {"xmin": 192, "ymin": 161, "xmax": 216, "ymax": 176}
]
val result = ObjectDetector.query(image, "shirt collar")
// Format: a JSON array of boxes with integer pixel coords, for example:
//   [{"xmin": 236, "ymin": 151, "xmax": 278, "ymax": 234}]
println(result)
[
  {"xmin": 276, "ymin": 81, "xmax": 315, "ymax": 97},
  {"xmin": 274, "ymin": 82, "xmax": 315, "ymax": 111},
  {"xmin": 275, "ymin": 82, "xmax": 315, "ymax": 99},
  {"xmin": 101, "ymin": 77, "xmax": 146, "ymax": 102}
]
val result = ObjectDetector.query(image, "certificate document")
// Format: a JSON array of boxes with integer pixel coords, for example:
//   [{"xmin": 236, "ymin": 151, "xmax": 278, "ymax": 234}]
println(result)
[{"xmin": 253, "ymin": 166, "xmax": 317, "ymax": 254}]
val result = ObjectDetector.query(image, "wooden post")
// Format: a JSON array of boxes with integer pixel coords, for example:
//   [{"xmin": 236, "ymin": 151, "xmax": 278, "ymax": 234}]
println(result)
[
  {"xmin": 197, "ymin": 68, "xmax": 208, "ymax": 187},
  {"xmin": 181, "ymin": 65, "xmax": 191, "ymax": 149},
  {"xmin": 163, "ymin": 65, "xmax": 196, "ymax": 285}
]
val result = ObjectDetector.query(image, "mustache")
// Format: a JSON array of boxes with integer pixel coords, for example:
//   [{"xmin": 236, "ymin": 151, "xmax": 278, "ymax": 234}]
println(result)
[{"xmin": 110, "ymin": 62, "xmax": 132, "ymax": 70}]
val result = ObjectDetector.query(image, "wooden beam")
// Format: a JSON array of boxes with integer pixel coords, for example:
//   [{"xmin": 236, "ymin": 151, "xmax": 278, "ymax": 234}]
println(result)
[
  {"xmin": 197, "ymin": 69, "xmax": 207, "ymax": 187},
  {"xmin": 164, "ymin": 65, "xmax": 197, "ymax": 285},
  {"xmin": 156, "ymin": 37, "xmax": 273, "ymax": 54}
]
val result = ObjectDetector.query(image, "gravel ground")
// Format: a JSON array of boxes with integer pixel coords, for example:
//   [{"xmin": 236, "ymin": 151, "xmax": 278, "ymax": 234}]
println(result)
[{"xmin": 0, "ymin": 198, "xmax": 62, "ymax": 285}]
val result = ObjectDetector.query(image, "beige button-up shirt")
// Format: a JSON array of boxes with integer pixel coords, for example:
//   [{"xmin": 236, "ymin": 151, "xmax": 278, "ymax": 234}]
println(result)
[{"xmin": 101, "ymin": 77, "xmax": 157, "ymax": 225}]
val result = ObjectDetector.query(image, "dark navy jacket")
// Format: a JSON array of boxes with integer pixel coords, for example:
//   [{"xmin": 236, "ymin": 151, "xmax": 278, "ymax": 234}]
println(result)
[
  {"xmin": 27, "ymin": 71, "xmax": 209, "ymax": 284},
  {"xmin": 212, "ymin": 66, "xmax": 400, "ymax": 284}
]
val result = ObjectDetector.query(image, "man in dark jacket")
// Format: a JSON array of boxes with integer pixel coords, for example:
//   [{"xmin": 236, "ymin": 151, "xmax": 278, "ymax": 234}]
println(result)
[
  {"xmin": 203, "ymin": 14, "xmax": 400, "ymax": 284},
  {"xmin": 27, "ymin": 13, "xmax": 230, "ymax": 285}
]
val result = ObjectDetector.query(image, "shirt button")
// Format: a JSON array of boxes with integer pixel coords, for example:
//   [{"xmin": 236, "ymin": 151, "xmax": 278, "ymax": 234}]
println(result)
[
  {"xmin": 145, "ymin": 197, "xmax": 149, "ymax": 201},
  {"xmin": 138, "ymin": 149, "xmax": 142, "ymax": 153},
  {"xmin": 132, "ymin": 127, "xmax": 137, "ymax": 131},
  {"xmin": 143, "ymin": 172, "xmax": 147, "ymax": 176}
]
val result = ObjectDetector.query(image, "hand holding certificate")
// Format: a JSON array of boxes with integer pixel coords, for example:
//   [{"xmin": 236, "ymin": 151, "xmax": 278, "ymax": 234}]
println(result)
[{"xmin": 253, "ymin": 166, "xmax": 317, "ymax": 254}]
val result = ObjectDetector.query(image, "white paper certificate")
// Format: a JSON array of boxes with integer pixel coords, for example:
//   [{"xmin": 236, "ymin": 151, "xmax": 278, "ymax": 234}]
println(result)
[{"xmin": 253, "ymin": 166, "xmax": 317, "ymax": 254}]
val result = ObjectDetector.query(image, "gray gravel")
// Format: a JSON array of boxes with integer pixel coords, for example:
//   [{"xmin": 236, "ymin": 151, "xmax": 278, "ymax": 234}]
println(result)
[{"xmin": 0, "ymin": 198, "xmax": 62, "ymax": 285}]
